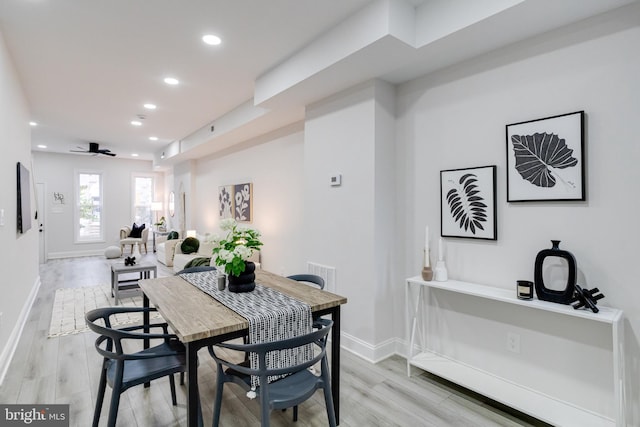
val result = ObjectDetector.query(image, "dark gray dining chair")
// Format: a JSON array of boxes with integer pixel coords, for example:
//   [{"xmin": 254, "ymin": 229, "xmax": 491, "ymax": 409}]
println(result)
[
  {"xmin": 208, "ymin": 318, "xmax": 336, "ymax": 427},
  {"xmin": 286, "ymin": 274, "xmax": 325, "ymax": 289},
  {"xmin": 85, "ymin": 306, "xmax": 195, "ymax": 427}
]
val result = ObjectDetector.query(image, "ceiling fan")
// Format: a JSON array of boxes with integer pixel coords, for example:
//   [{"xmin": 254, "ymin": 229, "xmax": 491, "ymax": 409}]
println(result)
[{"xmin": 70, "ymin": 142, "xmax": 116, "ymax": 157}]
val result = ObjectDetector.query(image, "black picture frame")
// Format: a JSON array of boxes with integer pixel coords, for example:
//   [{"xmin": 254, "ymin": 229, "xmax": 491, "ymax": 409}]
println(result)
[
  {"xmin": 17, "ymin": 162, "xmax": 32, "ymax": 233},
  {"xmin": 440, "ymin": 165, "xmax": 497, "ymax": 240},
  {"xmin": 506, "ymin": 111, "xmax": 585, "ymax": 202}
]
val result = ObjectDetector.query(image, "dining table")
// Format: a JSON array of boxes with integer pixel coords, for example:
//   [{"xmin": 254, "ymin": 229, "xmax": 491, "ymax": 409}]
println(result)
[{"xmin": 139, "ymin": 269, "xmax": 347, "ymax": 427}]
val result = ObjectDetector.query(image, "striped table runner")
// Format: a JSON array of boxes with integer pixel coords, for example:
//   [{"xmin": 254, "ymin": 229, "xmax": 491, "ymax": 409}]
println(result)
[{"xmin": 179, "ymin": 270, "xmax": 313, "ymax": 387}]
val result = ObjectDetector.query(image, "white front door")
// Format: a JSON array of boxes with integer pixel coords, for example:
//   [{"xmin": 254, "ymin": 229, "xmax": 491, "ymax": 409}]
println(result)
[{"xmin": 36, "ymin": 182, "xmax": 46, "ymax": 264}]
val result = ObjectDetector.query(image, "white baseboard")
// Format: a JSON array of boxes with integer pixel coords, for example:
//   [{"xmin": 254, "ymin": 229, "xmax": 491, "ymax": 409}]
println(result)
[
  {"xmin": 340, "ymin": 332, "xmax": 398, "ymax": 363},
  {"xmin": 48, "ymin": 249, "xmax": 106, "ymax": 259},
  {"xmin": 0, "ymin": 276, "xmax": 41, "ymax": 386}
]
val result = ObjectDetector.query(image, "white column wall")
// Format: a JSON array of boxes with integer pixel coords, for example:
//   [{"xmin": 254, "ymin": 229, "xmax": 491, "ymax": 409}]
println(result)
[{"xmin": 304, "ymin": 81, "xmax": 396, "ymax": 359}]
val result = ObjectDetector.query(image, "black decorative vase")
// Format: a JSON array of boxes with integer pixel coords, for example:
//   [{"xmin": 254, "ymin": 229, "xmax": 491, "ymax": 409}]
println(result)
[
  {"xmin": 534, "ymin": 240, "xmax": 576, "ymax": 304},
  {"xmin": 227, "ymin": 261, "xmax": 256, "ymax": 293}
]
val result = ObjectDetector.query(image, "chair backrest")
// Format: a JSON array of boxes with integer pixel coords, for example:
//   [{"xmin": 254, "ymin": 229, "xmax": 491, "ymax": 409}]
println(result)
[
  {"xmin": 85, "ymin": 306, "xmax": 178, "ymax": 361},
  {"xmin": 286, "ymin": 274, "xmax": 324, "ymax": 290},
  {"xmin": 119, "ymin": 226, "xmax": 131, "ymax": 240},
  {"xmin": 210, "ymin": 318, "xmax": 333, "ymax": 380}
]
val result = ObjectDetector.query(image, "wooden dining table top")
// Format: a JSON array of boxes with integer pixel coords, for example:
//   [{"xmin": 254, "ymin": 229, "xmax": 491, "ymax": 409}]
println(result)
[{"xmin": 139, "ymin": 270, "xmax": 347, "ymax": 343}]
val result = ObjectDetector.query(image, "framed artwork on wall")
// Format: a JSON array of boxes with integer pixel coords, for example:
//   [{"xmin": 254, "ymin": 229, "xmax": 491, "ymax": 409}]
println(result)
[
  {"xmin": 506, "ymin": 111, "xmax": 585, "ymax": 202},
  {"xmin": 234, "ymin": 183, "xmax": 253, "ymax": 222},
  {"xmin": 17, "ymin": 162, "xmax": 32, "ymax": 234},
  {"xmin": 441, "ymin": 165, "xmax": 497, "ymax": 240},
  {"xmin": 218, "ymin": 185, "xmax": 233, "ymax": 219}
]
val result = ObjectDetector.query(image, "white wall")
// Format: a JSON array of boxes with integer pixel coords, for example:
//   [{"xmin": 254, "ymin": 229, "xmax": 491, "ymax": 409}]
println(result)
[
  {"xmin": 192, "ymin": 128, "xmax": 306, "ymax": 275},
  {"xmin": 0, "ymin": 28, "xmax": 39, "ymax": 383},
  {"xmin": 395, "ymin": 12, "xmax": 640, "ymax": 422},
  {"xmin": 304, "ymin": 81, "xmax": 397, "ymax": 360},
  {"xmin": 32, "ymin": 152, "xmax": 161, "ymax": 257}
]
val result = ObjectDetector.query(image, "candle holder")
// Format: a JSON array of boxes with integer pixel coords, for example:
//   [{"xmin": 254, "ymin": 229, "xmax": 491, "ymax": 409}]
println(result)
[
  {"xmin": 434, "ymin": 260, "xmax": 448, "ymax": 282},
  {"xmin": 517, "ymin": 280, "xmax": 534, "ymax": 300},
  {"xmin": 421, "ymin": 250, "xmax": 433, "ymax": 281},
  {"xmin": 421, "ymin": 266, "xmax": 434, "ymax": 281}
]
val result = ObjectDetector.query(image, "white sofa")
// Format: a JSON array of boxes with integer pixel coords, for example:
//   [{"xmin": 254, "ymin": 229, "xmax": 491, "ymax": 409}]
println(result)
[
  {"xmin": 173, "ymin": 240, "xmax": 215, "ymax": 273},
  {"xmin": 157, "ymin": 237, "xmax": 215, "ymax": 273},
  {"xmin": 157, "ymin": 235, "xmax": 261, "ymax": 273}
]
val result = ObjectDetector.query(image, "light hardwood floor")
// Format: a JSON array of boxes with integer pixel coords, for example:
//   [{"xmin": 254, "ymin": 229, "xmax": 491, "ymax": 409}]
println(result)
[{"xmin": 0, "ymin": 255, "xmax": 549, "ymax": 426}]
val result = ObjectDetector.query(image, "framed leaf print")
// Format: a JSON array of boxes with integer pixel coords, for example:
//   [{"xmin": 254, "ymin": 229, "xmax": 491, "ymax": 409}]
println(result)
[
  {"xmin": 506, "ymin": 111, "xmax": 585, "ymax": 202},
  {"xmin": 441, "ymin": 165, "xmax": 497, "ymax": 240}
]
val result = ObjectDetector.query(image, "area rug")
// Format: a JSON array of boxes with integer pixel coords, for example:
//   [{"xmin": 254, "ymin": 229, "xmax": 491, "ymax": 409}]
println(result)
[{"xmin": 48, "ymin": 285, "xmax": 161, "ymax": 338}]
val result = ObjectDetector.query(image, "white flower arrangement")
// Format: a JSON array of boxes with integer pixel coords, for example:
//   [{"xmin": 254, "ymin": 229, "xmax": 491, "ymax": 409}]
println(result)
[{"xmin": 212, "ymin": 219, "xmax": 263, "ymax": 276}]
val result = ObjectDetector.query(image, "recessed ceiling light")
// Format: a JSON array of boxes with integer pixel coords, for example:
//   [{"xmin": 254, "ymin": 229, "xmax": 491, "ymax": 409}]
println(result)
[
  {"xmin": 37, "ymin": 144, "xmax": 47, "ymax": 149},
  {"xmin": 29, "ymin": 121, "xmax": 38, "ymax": 126},
  {"xmin": 149, "ymin": 136, "xmax": 159, "ymax": 141},
  {"xmin": 164, "ymin": 77, "xmax": 179, "ymax": 85},
  {"xmin": 144, "ymin": 103, "xmax": 157, "ymax": 110},
  {"xmin": 131, "ymin": 120, "xmax": 142, "ymax": 126},
  {"xmin": 132, "ymin": 153, "xmax": 139, "ymax": 157},
  {"xmin": 202, "ymin": 34, "xmax": 222, "ymax": 46}
]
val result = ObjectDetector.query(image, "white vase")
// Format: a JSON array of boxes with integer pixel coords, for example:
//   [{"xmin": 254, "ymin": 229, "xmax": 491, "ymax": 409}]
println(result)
[{"xmin": 434, "ymin": 260, "xmax": 448, "ymax": 282}]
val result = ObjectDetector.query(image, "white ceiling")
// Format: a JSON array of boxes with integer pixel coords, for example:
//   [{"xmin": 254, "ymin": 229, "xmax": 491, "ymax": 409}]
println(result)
[{"xmin": 0, "ymin": 0, "xmax": 637, "ymax": 164}]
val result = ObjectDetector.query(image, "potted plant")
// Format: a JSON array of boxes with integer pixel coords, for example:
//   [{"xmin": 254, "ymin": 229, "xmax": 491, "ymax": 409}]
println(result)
[
  {"xmin": 154, "ymin": 216, "xmax": 167, "ymax": 231},
  {"xmin": 211, "ymin": 218, "xmax": 263, "ymax": 292}
]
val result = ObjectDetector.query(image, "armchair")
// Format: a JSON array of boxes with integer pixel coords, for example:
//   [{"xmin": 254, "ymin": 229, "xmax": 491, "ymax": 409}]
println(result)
[
  {"xmin": 157, "ymin": 237, "xmax": 181, "ymax": 267},
  {"xmin": 119, "ymin": 224, "xmax": 149, "ymax": 254}
]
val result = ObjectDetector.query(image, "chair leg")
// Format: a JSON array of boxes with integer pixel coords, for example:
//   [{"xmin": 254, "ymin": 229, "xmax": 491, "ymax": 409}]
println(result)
[
  {"xmin": 260, "ymin": 386, "xmax": 270, "ymax": 427},
  {"xmin": 107, "ymin": 365, "xmax": 124, "ymax": 427},
  {"xmin": 180, "ymin": 372, "xmax": 185, "ymax": 385},
  {"xmin": 92, "ymin": 363, "xmax": 108, "ymax": 427},
  {"xmin": 322, "ymin": 382, "xmax": 337, "ymax": 427},
  {"xmin": 169, "ymin": 373, "xmax": 177, "ymax": 406},
  {"xmin": 212, "ymin": 367, "xmax": 225, "ymax": 427},
  {"xmin": 293, "ymin": 405, "xmax": 298, "ymax": 422}
]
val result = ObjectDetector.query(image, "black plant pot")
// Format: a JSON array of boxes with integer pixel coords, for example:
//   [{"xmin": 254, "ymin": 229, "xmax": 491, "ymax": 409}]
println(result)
[{"xmin": 227, "ymin": 261, "xmax": 256, "ymax": 293}]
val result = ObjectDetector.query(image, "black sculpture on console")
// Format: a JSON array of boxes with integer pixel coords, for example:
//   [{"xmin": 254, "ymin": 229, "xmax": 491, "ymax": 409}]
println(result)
[
  {"xmin": 534, "ymin": 240, "xmax": 576, "ymax": 304},
  {"xmin": 571, "ymin": 285, "xmax": 605, "ymax": 313},
  {"xmin": 124, "ymin": 256, "xmax": 136, "ymax": 266}
]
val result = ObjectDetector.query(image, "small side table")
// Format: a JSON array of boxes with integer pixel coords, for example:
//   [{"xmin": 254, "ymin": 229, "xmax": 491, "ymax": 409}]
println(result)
[
  {"xmin": 110, "ymin": 262, "xmax": 157, "ymax": 305},
  {"xmin": 152, "ymin": 230, "xmax": 169, "ymax": 253}
]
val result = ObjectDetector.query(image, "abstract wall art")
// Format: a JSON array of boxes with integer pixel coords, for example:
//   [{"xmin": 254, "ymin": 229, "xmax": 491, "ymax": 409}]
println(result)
[
  {"xmin": 506, "ymin": 111, "xmax": 585, "ymax": 202},
  {"xmin": 218, "ymin": 183, "xmax": 253, "ymax": 222},
  {"xmin": 441, "ymin": 165, "xmax": 497, "ymax": 240}
]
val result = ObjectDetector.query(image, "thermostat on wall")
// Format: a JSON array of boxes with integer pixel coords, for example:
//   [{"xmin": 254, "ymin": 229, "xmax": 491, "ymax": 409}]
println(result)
[{"xmin": 330, "ymin": 174, "xmax": 342, "ymax": 187}]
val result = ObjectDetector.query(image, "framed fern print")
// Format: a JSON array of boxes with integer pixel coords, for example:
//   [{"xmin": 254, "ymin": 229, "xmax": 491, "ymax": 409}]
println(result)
[
  {"xmin": 440, "ymin": 165, "xmax": 497, "ymax": 240},
  {"xmin": 506, "ymin": 111, "xmax": 585, "ymax": 202}
]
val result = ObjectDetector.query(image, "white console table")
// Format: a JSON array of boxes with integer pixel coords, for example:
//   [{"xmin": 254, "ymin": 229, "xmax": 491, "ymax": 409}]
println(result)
[{"xmin": 406, "ymin": 277, "xmax": 625, "ymax": 427}]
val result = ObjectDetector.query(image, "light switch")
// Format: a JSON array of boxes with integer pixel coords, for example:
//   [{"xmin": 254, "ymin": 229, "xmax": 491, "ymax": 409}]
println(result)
[
  {"xmin": 0, "ymin": 209, "xmax": 4, "ymax": 226},
  {"xmin": 330, "ymin": 174, "xmax": 342, "ymax": 187}
]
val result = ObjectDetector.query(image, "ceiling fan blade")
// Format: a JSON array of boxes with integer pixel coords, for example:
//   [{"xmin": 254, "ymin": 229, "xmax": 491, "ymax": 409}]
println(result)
[
  {"xmin": 70, "ymin": 149, "xmax": 88, "ymax": 153},
  {"xmin": 101, "ymin": 152, "xmax": 116, "ymax": 157}
]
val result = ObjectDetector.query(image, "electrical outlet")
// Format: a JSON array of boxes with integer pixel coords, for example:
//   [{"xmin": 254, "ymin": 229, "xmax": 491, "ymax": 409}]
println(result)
[{"xmin": 507, "ymin": 332, "xmax": 520, "ymax": 354}]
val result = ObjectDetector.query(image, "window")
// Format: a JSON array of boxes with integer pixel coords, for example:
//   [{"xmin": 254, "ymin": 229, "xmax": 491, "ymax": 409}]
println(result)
[
  {"xmin": 133, "ymin": 174, "xmax": 155, "ymax": 227},
  {"xmin": 75, "ymin": 171, "xmax": 103, "ymax": 242}
]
